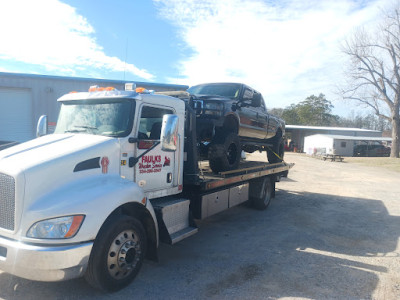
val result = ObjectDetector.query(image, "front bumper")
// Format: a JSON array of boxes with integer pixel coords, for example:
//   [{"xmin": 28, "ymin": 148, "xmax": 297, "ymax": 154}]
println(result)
[{"xmin": 0, "ymin": 235, "xmax": 93, "ymax": 281}]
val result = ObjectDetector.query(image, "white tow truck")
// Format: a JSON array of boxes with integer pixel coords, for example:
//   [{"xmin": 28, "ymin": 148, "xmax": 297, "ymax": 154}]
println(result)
[{"xmin": 0, "ymin": 84, "xmax": 291, "ymax": 291}]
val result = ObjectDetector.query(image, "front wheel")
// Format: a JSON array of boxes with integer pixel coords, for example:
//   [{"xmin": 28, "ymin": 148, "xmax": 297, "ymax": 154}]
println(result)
[
  {"xmin": 208, "ymin": 132, "xmax": 241, "ymax": 173},
  {"xmin": 85, "ymin": 215, "xmax": 147, "ymax": 292}
]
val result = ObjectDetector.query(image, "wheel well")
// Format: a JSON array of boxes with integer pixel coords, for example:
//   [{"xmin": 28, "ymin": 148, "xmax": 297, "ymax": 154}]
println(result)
[
  {"xmin": 222, "ymin": 115, "xmax": 239, "ymax": 134},
  {"xmin": 106, "ymin": 203, "xmax": 158, "ymax": 261}
]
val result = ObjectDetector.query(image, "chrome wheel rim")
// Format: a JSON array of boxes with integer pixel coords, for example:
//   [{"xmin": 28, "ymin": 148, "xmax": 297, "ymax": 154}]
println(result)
[{"xmin": 107, "ymin": 229, "xmax": 141, "ymax": 279}]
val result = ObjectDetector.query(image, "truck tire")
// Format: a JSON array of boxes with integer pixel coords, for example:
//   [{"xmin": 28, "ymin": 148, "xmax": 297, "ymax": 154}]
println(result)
[
  {"xmin": 209, "ymin": 132, "xmax": 241, "ymax": 173},
  {"xmin": 250, "ymin": 176, "xmax": 273, "ymax": 210},
  {"xmin": 267, "ymin": 135, "xmax": 284, "ymax": 164},
  {"xmin": 85, "ymin": 215, "xmax": 147, "ymax": 292}
]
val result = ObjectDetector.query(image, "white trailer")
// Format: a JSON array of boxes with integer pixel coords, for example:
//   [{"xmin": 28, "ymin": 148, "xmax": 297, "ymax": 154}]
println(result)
[{"xmin": 304, "ymin": 134, "xmax": 355, "ymax": 156}]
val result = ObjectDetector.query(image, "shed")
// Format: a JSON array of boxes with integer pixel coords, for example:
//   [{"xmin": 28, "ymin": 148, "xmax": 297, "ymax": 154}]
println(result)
[
  {"xmin": 286, "ymin": 125, "xmax": 383, "ymax": 152},
  {"xmin": 304, "ymin": 134, "xmax": 392, "ymax": 156}
]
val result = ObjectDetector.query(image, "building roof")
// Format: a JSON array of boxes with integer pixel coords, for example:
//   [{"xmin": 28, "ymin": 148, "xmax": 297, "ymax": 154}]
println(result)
[
  {"xmin": 0, "ymin": 71, "xmax": 189, "ymax": 90},
  {"xmin": 306, "ymin": 134, "xmax": 392, "ymax": 142},
  {"xmin": 286, "ymin": 125, "xmax": 381, "ymax": 133}
]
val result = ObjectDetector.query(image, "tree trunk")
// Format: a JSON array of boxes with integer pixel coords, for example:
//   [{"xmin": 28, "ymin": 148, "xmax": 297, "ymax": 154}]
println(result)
[{"xmin": 391, "ymin": 108, "xmax": 400, "ymax": 158}]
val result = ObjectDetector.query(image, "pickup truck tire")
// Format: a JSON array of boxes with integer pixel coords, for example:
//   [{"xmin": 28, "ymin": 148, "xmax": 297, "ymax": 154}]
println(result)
[
  {"xmin": 267, "ymin": 135, "xmax": 284, "ymax": 164},
  {"xmin": 85, "ymin": 215, "xmax": 147, "ymax": 292},
  {"xmin": 250, "ymin": 176, "xmax": 273, "ymax": 210},
  {"xmin": 208, "ymin": 132, "xmax": 241, "ymax": 173}
]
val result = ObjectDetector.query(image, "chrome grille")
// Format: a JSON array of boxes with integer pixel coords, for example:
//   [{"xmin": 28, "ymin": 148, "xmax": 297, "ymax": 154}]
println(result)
[{"xmin": 0, "ymin": 173, "xmax": 15, "ymax": 230}]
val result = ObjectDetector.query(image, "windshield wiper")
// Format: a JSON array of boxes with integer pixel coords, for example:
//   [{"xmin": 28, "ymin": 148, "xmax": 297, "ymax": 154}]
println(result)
[
  {"xmin": 64, "ymin": 129, "xmax": 87, "ymax": 133},
  {"xmin": 73, "ymin": 125, "xmax": 98, "ymax": 130},
  {"xmin": 64, "ymin": 125, "xmax": 98, "ymax": 133}
]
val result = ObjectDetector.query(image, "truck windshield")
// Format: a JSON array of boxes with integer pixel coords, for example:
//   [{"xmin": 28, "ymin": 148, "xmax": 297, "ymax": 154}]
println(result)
[
  {"xmin": 187, "ymin": 83, "xmax": 241, "ymax": 99},
  {"xmin": 54, "ymin": 99, "xmax": 134, "ymax": 137}
]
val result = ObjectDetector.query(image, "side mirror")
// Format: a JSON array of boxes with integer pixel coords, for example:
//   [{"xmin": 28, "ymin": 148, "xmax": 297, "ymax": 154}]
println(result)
[
  {"xmin": 160, "ymin": 114, "xmax": 179, "ymax": 152},
  {"xmin": 251, "ymin": 93, "xmax": 261, "ymax": 107},
  {"xmin": 36, "ymin": 115, "xmax": 48, "ymax": 137}
]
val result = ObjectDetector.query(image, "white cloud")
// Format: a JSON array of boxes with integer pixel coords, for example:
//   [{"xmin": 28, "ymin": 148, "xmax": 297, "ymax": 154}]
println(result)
[
  {"xmin": 155, "ymin": 0, "xmax": 391, "ymax": 113},
  {"xmin": 0, "ymin": 0, "xmax": 154, "ymax": 80}
]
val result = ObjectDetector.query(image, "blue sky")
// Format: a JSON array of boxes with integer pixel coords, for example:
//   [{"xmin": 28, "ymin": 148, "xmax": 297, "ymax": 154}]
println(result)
[{"xmin": 0, "ymin": 0, "xmax": 392, "ymax": 116}]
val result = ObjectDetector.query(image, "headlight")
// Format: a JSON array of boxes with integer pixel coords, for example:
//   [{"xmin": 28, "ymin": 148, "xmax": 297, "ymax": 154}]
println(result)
[{"xmin": 27, "ymin": 215, "xmax": 85, "ymax": 239}]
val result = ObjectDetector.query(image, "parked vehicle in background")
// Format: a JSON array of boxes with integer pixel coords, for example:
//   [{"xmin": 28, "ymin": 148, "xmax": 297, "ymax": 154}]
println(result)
[
  {"xmin": 353, "ymin": 144, "xmax": 391, "ymax": 157},
  {"xmin": 186, "ymin": 83, "xmax": 285, "ymax": 172}
]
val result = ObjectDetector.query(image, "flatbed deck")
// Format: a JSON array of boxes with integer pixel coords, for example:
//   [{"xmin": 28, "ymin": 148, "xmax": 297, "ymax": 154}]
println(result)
[{"xmin": 195, "ymin": 160, "xmax": 293, "ymax": 191}]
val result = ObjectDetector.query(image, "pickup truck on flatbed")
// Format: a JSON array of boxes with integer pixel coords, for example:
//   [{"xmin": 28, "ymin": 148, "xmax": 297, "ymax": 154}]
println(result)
[
  {"xmin": 0, "ymin": 83, "xmax": 292, "ymax": 292},
  {"xmin": 160, "ymin": 83, "xmax": 285, "ymax": 172}
]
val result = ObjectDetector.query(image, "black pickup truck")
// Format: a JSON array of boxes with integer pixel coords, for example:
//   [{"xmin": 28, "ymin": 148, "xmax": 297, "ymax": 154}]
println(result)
[{"xmin": 187, "ymin": 82, "xmax": 285, "ymax": 172}]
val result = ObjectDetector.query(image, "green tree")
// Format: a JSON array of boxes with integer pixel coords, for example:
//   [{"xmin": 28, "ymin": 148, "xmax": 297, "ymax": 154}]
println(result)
[
  {"xmin": 296, "ymin": 94, "xmax": 337, "ymax": 126},
  {"xmin": 282, "ymin": 104, "xmax": 300, "ymax": 125},
  {"xmin": 281, "ymin": 94, "xmax": 339, "ymax": 126}
]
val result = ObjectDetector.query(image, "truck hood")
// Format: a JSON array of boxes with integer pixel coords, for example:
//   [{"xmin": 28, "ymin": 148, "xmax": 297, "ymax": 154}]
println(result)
[
  {"xmin": 0, "ymin": 134, "xmax": 122, "ymax": 235},
  {"xmin": 194, "ymin": 95, "xmax": 234, "ymax": 102},
  {"xmin": 0, "ymin": 134, "xmax": 119, "ymax": 175}
]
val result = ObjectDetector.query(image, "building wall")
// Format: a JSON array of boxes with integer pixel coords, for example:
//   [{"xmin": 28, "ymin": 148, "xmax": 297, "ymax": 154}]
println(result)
[
  {"xmin": 304, "ymin": 135, "xmax": 334, "ymax": 155},
  {"xmin": 0, "ymin": 72, "xmax": 188, "ymax": 143},
  {"xmin": 288, "ymin": 127, "xmax": 382, "ymax": 151},
  {"xmin": 332, "ymin": 139, "xmax": 354, "ymax": 156}
]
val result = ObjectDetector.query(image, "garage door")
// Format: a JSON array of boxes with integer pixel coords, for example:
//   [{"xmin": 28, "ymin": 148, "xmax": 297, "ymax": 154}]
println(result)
[{"xmin": 0, "ymin": 88, "xmax": 33, "ymax": 142}]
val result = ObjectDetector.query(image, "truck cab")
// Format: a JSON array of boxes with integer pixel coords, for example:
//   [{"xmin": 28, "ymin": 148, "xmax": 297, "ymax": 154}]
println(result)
[
  {"xmin": 0, "ymin": 83, "xmax": 291, "ymax": 292},
  {"xmin": 0, "ymin": 84, "xmax": 188, "ymax": 291}
]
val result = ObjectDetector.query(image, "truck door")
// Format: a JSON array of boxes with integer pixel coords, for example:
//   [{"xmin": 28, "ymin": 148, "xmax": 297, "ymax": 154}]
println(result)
[
  {"xmin": 134, "ymin": 105, "xmax": 175, "ymax": 192},
  {"xmin": 239, "ymin": 88, "xmax": 265, "ymax": 139},
  {"xmin": 257, "ymin": 97, "xmax": 269, "ymax": 139}
]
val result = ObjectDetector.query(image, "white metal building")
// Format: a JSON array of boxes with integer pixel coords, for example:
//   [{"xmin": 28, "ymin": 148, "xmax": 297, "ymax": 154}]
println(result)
[
  {"xmin": 304, "ymin": 134, "xmax": 392, "ymax": 156},
  {"xmin": 0, "ymin": 72, "xmax": 188, "ymax": 144},
  {"xmin": 286, "ymin": 125, "xmax": 384, "ymax": 152}
]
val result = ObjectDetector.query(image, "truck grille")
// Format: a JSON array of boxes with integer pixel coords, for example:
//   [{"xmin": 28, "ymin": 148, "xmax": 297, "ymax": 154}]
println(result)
[{"xmin": 0, "ymin": 173, "xmax": 15, "ymax": 230}]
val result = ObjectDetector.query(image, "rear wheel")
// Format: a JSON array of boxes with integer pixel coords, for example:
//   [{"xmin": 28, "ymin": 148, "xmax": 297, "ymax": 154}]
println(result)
[
  {"xmin": 209, "ymin": 132, "xmax": 241, "ymax": 173},
  {"xmin": 85, "ymin": 215, "xmax": 146, "ymax": 292},
  {"xmin": 267, "ymin": 135, "xmax": 284, "ymax": 164},
  {"xmin": 250, "ymin": 176, "xmax": 273, "ymax": 210}
]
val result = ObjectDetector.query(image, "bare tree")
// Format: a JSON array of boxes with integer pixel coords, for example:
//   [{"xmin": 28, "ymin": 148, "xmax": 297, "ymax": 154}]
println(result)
[{"xmin": 341, "ymin": 3, "xmax": 400, "ymax": 158}]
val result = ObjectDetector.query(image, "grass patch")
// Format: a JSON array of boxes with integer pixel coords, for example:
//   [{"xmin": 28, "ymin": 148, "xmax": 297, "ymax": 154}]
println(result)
[{"xmin": 344, "ymin": 157, "xmax": 400, "ymax": 173}]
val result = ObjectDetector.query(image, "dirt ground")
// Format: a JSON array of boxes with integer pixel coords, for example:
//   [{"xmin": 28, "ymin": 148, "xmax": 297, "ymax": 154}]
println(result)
[{"xmin": 0, "ymin": 152, "xmax": 399, "ymax": 299}]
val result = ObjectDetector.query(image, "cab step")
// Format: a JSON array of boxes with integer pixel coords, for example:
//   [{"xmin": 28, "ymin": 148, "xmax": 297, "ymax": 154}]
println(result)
[{"xmin": 152, "ymin": 198, "xmax": 198, "ymax": 245}]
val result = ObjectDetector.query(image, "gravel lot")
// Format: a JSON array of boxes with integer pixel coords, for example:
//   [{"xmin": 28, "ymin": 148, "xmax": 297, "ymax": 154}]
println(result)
[{"xmin": 1, "ymin": 152, "xmax": 399, "ymax": 299}]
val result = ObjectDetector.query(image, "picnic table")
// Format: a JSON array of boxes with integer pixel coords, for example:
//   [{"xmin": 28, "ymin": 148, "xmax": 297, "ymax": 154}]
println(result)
[{"xmin": 322, "ymin": 154, "xmax": 344, "ymax": 162}]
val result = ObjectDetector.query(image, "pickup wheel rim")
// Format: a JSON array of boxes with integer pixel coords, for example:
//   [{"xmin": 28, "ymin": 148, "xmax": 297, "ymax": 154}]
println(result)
[{"xmin": 107, "ymin": 229, "xmax": 141, "ymax": 280}]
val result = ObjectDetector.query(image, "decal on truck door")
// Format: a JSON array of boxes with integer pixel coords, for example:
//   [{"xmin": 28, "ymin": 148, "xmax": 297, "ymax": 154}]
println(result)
[{"xmin": 138, "ymin": 155, "xmax": 171, "ymax": 173}]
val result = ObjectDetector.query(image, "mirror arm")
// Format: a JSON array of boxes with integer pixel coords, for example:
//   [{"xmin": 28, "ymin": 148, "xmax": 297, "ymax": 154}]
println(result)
[
  {"xmin": 129, "ymin": 141, "xmax": 160, "ymax": 167},
  {"xmin": 128, "ymin": 137, "xmax": 138, "ymax": 143}
]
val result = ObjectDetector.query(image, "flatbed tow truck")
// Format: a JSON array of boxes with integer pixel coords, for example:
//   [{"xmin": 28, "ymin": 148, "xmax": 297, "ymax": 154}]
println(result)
[{"xmin": 0, "ymin": 84, "xmax": 292, "ymax": 291}]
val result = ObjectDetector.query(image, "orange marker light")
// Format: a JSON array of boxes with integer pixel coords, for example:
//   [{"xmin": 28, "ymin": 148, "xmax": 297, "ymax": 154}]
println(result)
[
  {"xmin": 136, "ymin": 87, "xmax": 147, "ymax": 93},
  {"xmin": 64, "ymin": 215, "xmax": 85, "ymax": 238}
]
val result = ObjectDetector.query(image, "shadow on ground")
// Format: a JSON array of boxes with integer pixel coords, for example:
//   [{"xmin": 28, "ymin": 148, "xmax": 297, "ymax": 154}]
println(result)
[{"xmin": 0, "ymin": 189, "xmax": 398, "ymax": 299}]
